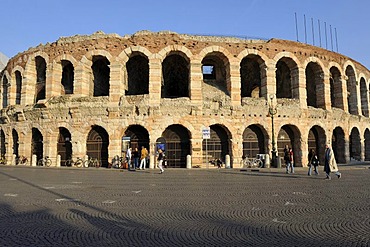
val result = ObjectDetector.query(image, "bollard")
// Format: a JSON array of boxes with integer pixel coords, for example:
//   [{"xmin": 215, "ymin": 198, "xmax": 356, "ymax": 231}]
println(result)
[
  {"xmin": 186, "ymin": 155, "xmax": 192, "ymax": 169},
  {"xmin": 56, "ymin": 155, "xmax": 61, "ymax": 167},
  {"xmin": 149, "ymin": 154, "xmax": 155, "ymax": 169},
  {"xmin": 265, "ymin": 154, "xmax": 270, "ymax": 168},
  {"xmin": 225, "ymin": 155, "xmax": 231, "ymax": 168},
  {"xmin": 32, "ymin": 154, "xmax": 37, "ymax": 166},
  {"xmin": 12, "ymin": 154, "xmax": 16, "ymax": 166}
]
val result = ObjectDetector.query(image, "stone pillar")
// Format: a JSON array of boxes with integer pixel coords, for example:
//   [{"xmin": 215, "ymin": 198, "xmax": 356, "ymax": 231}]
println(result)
[
  {"xmin": 265, "ymin": 66, "xmax": 276, "ymax": 98},
  {"xmin": 75, "ymin": 59, "xmax": 91, "ymax": 96},
  {"xmin": 109, "ymin": 61, "xmax": 123, "ymax": 102},
  {"xmin": 229, "ymin": 61, "xmax": 241, "ymax": 107},
  {"xmin": 46, "ymin": 61, "xmax": 61, "ymax": 98},
  {"xmin": 32, "ymin": 154, "xmax": 37, "ymax": 166},
  {"xmin": 148, "ymin": 57, "xmax": 161, "ymax": 106},
  {"xmin": 191, "ymin": 138, "xmax": 203, "ymax": 167},
  {"xmin": 22, "ymin": 60, "xmax": 37, "ymax": 105},
  {"xmin": 190, "ymin": 60, "xmax": 203, "ymax": 106},
  {"xmin": 149, "ymin": 154, "xmax": 155, "ymax": 169},
  {"xmin": 293, "ymin": 67, "xmax": 307, "ymax": 108},
  {"xmin": 344, "ymin": 139, "xmax": 350, "ymax": 164},
  {"xmin": 56, "ymin": 155, "xmax": 61, "ymax": 167},
  {"xmin": 361, "ymin": 137, "xmax": 365, "ymax": 161},
  {"xmin": 341, "ymin": 75, "xmax": 349, "ymax": 113}
]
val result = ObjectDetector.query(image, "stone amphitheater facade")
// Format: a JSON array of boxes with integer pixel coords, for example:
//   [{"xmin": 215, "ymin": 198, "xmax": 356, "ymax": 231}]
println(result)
[{"xmin": 1, "ymin": 30, "xmax": 370, "ymax": 168}]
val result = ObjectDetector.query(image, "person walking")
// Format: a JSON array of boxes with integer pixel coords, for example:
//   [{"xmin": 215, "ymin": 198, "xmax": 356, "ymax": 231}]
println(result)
[
  {"xmin": 324, "ymin": 144, "xmax": 341, "ymax": 180},
  {"xmin": 284, "ymin": 145, "xmax": 294, "ymax": 174},
  {"xmin": 157, "ymin": 148, "xmax": 165, "ymax": 174},
  {"xmin": 139, "ymin": 146, "xmax": 148, "ymax": 170},
  {"xmin": 308, "ymin": 149, "xmax": 319, "ymax": 176}
]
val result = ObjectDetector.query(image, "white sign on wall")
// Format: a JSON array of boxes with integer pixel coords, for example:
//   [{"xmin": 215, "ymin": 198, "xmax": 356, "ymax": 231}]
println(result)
[{"xmin": 202, "ymin": 127, "xmax": 211, "ymax": 139}]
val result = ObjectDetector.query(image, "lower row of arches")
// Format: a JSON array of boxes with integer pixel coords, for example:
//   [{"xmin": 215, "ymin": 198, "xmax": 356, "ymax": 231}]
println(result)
[{"xmin": 2, "ymin": 123, "xmax": 369, "ymax": 167}]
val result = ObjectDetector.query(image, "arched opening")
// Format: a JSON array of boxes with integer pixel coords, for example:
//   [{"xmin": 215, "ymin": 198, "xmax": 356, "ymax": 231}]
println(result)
[
  {"xmin": 346, "ymin": 66, "xmax": 358, "ymax": 115},
  {"xmin": 35, "ymin": 56, "xmax": 46, "ymax": 102},
  {"xmin": 332, "ymin": 127, "xmax": 346, "ymax": 163},
  {"xmin": 124, "ymin": 125, "xmax": 150, "ymax": 152},
  {"xmin": 12, "ymin": 129, "xmax": 19, "ymax": 158},
  {"xmin": 277, "ymin": 125, "xmax": 301, "ymax": 167},
  {"xmin": 360, "ymin": 77, "xmax": 368, "ymax": 117},
  {"xmin": 126, "ymin": 53, "xmax": 149, "ymax": 95},
  {"xmin": 161, "ymin": 53, "xmax": 189, "ymax": 98},
  {"xmin": 92, "ymin": 56, "xmax": 110, "ymax": 97},
  {"xmin": 240, "ymin": 55, "xmax": 262, "ymax": 98},
  {"xmin": 0, "ymin": 129, "xmax": 5, "ymax": 159},
  {"xmin": 2, "ymin": 76, "xmax": 8, "ymax": 108},
  {"xmin": 202, "ymin": 52, "xmax": 230, "ymax": 96},
  {"xmin": 203, "ymin": 124, "xmax": 232, "ymax": 166},
  {"xmin": 161, "ymin": 124, "xmax": 191, "ymax": 168},
  {"xmin": 242, "ymin": 125, "xmax": 266, "ymax": 158},
  {"xmin": 86, "ymin": 126, "xmax": 109, "ymax": 167},
  {"xmin": 307, "ymin": 126, "xmax": 326, "ymax": 163},
  {"xmin": 276, "ymin": 58, "xmax": 296, "ymax": 99},
  {"xmin": 31, "ymin": 128, "xmax": 43, "ymax": 162},
  {"xmin": 349, "ymin": 127, "xmax": 361, "ymax": 161},
  {"xmin": 306, "ymin": 62, "xmax": 324, "ymax": 109},
  {"xmin": 57, "ymin": 127, "xmax": 72, "ymax": 166},
  {"xmin": 61, "ymin": 60, "xmax": 74, "ymax": 95},
  {"xmin": 365, "ymin": 129, "xmax": 370, "ymax": 161},
  {"xmin": 329, "ymin": 67, "xmax": 343, "ymax": 110},
  {"xmin": 15, "ymin": 71, "xmax": 22, "ymax": 105}
]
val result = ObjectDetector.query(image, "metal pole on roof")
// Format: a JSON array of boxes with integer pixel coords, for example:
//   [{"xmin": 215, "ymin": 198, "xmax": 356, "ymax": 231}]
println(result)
[
  {"xmin": 295, "ymin": 12, "xmax": 299, "ymax": 42},
  {"xmin": 318, "ymin": 19, "xmax": 322, "ymax": 47}
]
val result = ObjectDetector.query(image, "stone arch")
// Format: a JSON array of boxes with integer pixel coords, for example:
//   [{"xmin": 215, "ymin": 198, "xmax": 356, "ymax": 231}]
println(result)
[
  {"xmin": 349, "ymin": 127, "xmax": 361, "ymax": 161},
  {"xmin": 364, "ymin": 128, "xmax": 370, "ymax": 161},
  {"xmin": 329, "ymin": 65, "xmax": 344, "ymax": 110},
  {"xmin": 123, "ymin": 125, "xmax": 150, "ymax": 151},
  {"xmin": 32, "ymin": 128, "xmax": 43, "ymax": 162},
  {"xmin": 86, "ymin": 125, "xmax": 109, "ymax": 167},
  {"xmin": 332, "ymin": 127, "xmax": 346, "ymax": 163},
  {"xmin": 57, "ymin": 127, "xmax": 72, "ymax": 166},
  {"xmin": 161, "ymin": 51, "xmax": 190, "ymax": 98},
  {"xmin": 359, "ymin": 77, "xmax": 368, "ymax": 117},
  {"xmin": 161, "ymin": 124, "xmax": 191, "ymax": 168},
  {"xmin": 277, "ymin": 124, "xmax": 301, "ymax": 167},
  {"xmin": 240, "ymin": 54, "xmax": 266, "ymax": 98},
  {"xmin": 307, "ymin": 125, "xmax": 326, "ymax": 162},
  {"xmin": 125, "ymin": 52, "xmax": 149, "ymax": 95},
  {"xmin": 242, "ymin": 124, "xmax": 268, "ymax": 158},
  {"xmin": 157, "ymin": 45, "xmax": 193, "ymax": 62},
  {"xmin": 305, "ymin": 61, "xmax": 325, "ymax": 108},
  {"xmin": 203, "ymin": 124, "xmax": 232, "ymax": 166},
  {"xmin": 12, "ymin": 129, "xmax": 19, "ymax": 159},
  {"xmin": 345, "ymin": 65, "xmax": 358, "ymax": 115},
  {"xmin": 0, "ymin": 129, "xmax": 5, "ymax": 158},
  {"xmin": 1, "ymin": 72, "xmax": 10, "ymax": 108},
  {"xmin": 274, "ymin": 56, "xmax": 299, "ymax": 99},
  {"xmin": 54, "ymin": 54, "xmax": 79, "ymax": 96}
]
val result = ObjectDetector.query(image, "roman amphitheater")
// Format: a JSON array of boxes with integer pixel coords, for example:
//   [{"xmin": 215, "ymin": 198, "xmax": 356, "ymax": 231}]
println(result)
[{"xmin": 1, "ymin": 30, "xmax": 370, "ymax": 169}]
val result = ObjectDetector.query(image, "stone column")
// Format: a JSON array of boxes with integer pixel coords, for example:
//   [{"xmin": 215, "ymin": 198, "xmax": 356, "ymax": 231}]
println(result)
[
  {"xmin": 109, "ymin": 61, "xmax": 123, "ymax": 103},
  {"xmin": 46, "ymin": 61, "xmax": 61, "ymax": 98},
  {"xmin": 293, "ymin": 67, "xmax": 307, "ymax": 108},
  {"xmin": 190, "ymin": 60, "xmax": 203, "ymax": 106},
  {"xmin": 44, "ymin": 129, "xmax": 58, "ymax": 167},
  {"xmin": 22, "ymin": 60, "xmax": 36, "ymax": 105},
  {"xmin": 75, "ymin": 58, "xmax": 91, "ymax": 96},
  {"xmin": 229, "ymin": 61, "xmax": 241, "ymax": 107},
  {"xmin": 264, "ymin": 66, "xmax": 276, "ymax": 99},
  {"xmin": 148, "ymin": 57, "xmax": 161, "ymax": 106}
]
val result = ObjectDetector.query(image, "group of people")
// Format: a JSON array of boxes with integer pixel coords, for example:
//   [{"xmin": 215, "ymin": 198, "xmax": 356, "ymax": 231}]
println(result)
[
  {"xmin": 124, "ymin": 146, "xmax": 149, "ymax": 170},
  {"xmin": 284, "ymin": 143, "xmax": 341, "ymax": 180},
  {"xmin": 124, "ymin": 146, "xmax": 165, "ymax": 174}
]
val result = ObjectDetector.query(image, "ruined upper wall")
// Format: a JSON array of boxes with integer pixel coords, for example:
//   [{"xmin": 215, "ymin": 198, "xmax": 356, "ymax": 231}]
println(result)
[{"xmin": 4, "ymin": 30, "xmax": 370, "ymax": 77}]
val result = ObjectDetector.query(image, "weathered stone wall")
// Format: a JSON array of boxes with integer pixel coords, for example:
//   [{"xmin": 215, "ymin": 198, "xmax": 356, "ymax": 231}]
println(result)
[{"xmin": 1, "ymin": 30, "xmax": 370, "ymax": 168}]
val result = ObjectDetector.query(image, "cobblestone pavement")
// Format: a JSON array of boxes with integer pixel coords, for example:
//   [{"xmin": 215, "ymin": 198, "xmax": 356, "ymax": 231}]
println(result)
[{"xmin": 0, "ymin": 166, "xmax": 369, "ymax": 247}]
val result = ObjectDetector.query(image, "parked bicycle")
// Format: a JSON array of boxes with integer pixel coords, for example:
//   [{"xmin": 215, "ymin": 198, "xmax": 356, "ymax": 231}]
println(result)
[
  {"xmin": 240, "ymin": 155, "xmax": 263, "ymax": 168},
  {"xmin": 65, "ymin": 157, "xmax": 83, "ymax": 167},
  {"xmin": 83, "ymin": 156, "xmax": 100, "ymax": 168},
  {"xmin": 37, "ymin": 156, "xmax": 52, "ymax": 167},
  {"xmin": 16, "ymin": 155, "xmax": 28, "ymax": 165}
]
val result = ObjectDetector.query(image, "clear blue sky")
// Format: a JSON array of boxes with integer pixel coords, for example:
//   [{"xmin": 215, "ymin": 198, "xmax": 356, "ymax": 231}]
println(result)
[{"xmin": 1, "ymin": 0, "xmax": 369, "ymax": 69}]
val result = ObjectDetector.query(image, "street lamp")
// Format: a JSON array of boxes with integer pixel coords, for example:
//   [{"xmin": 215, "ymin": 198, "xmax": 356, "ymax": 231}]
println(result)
[{"xmin": 268, "ymin": 94, "xmax": 278, "ymax": 167}]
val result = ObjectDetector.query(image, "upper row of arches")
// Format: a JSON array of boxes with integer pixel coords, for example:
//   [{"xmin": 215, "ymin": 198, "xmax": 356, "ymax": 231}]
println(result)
[{"xmin": 1, "ymin": 45, "xmax": 370, "ymax": 116}]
